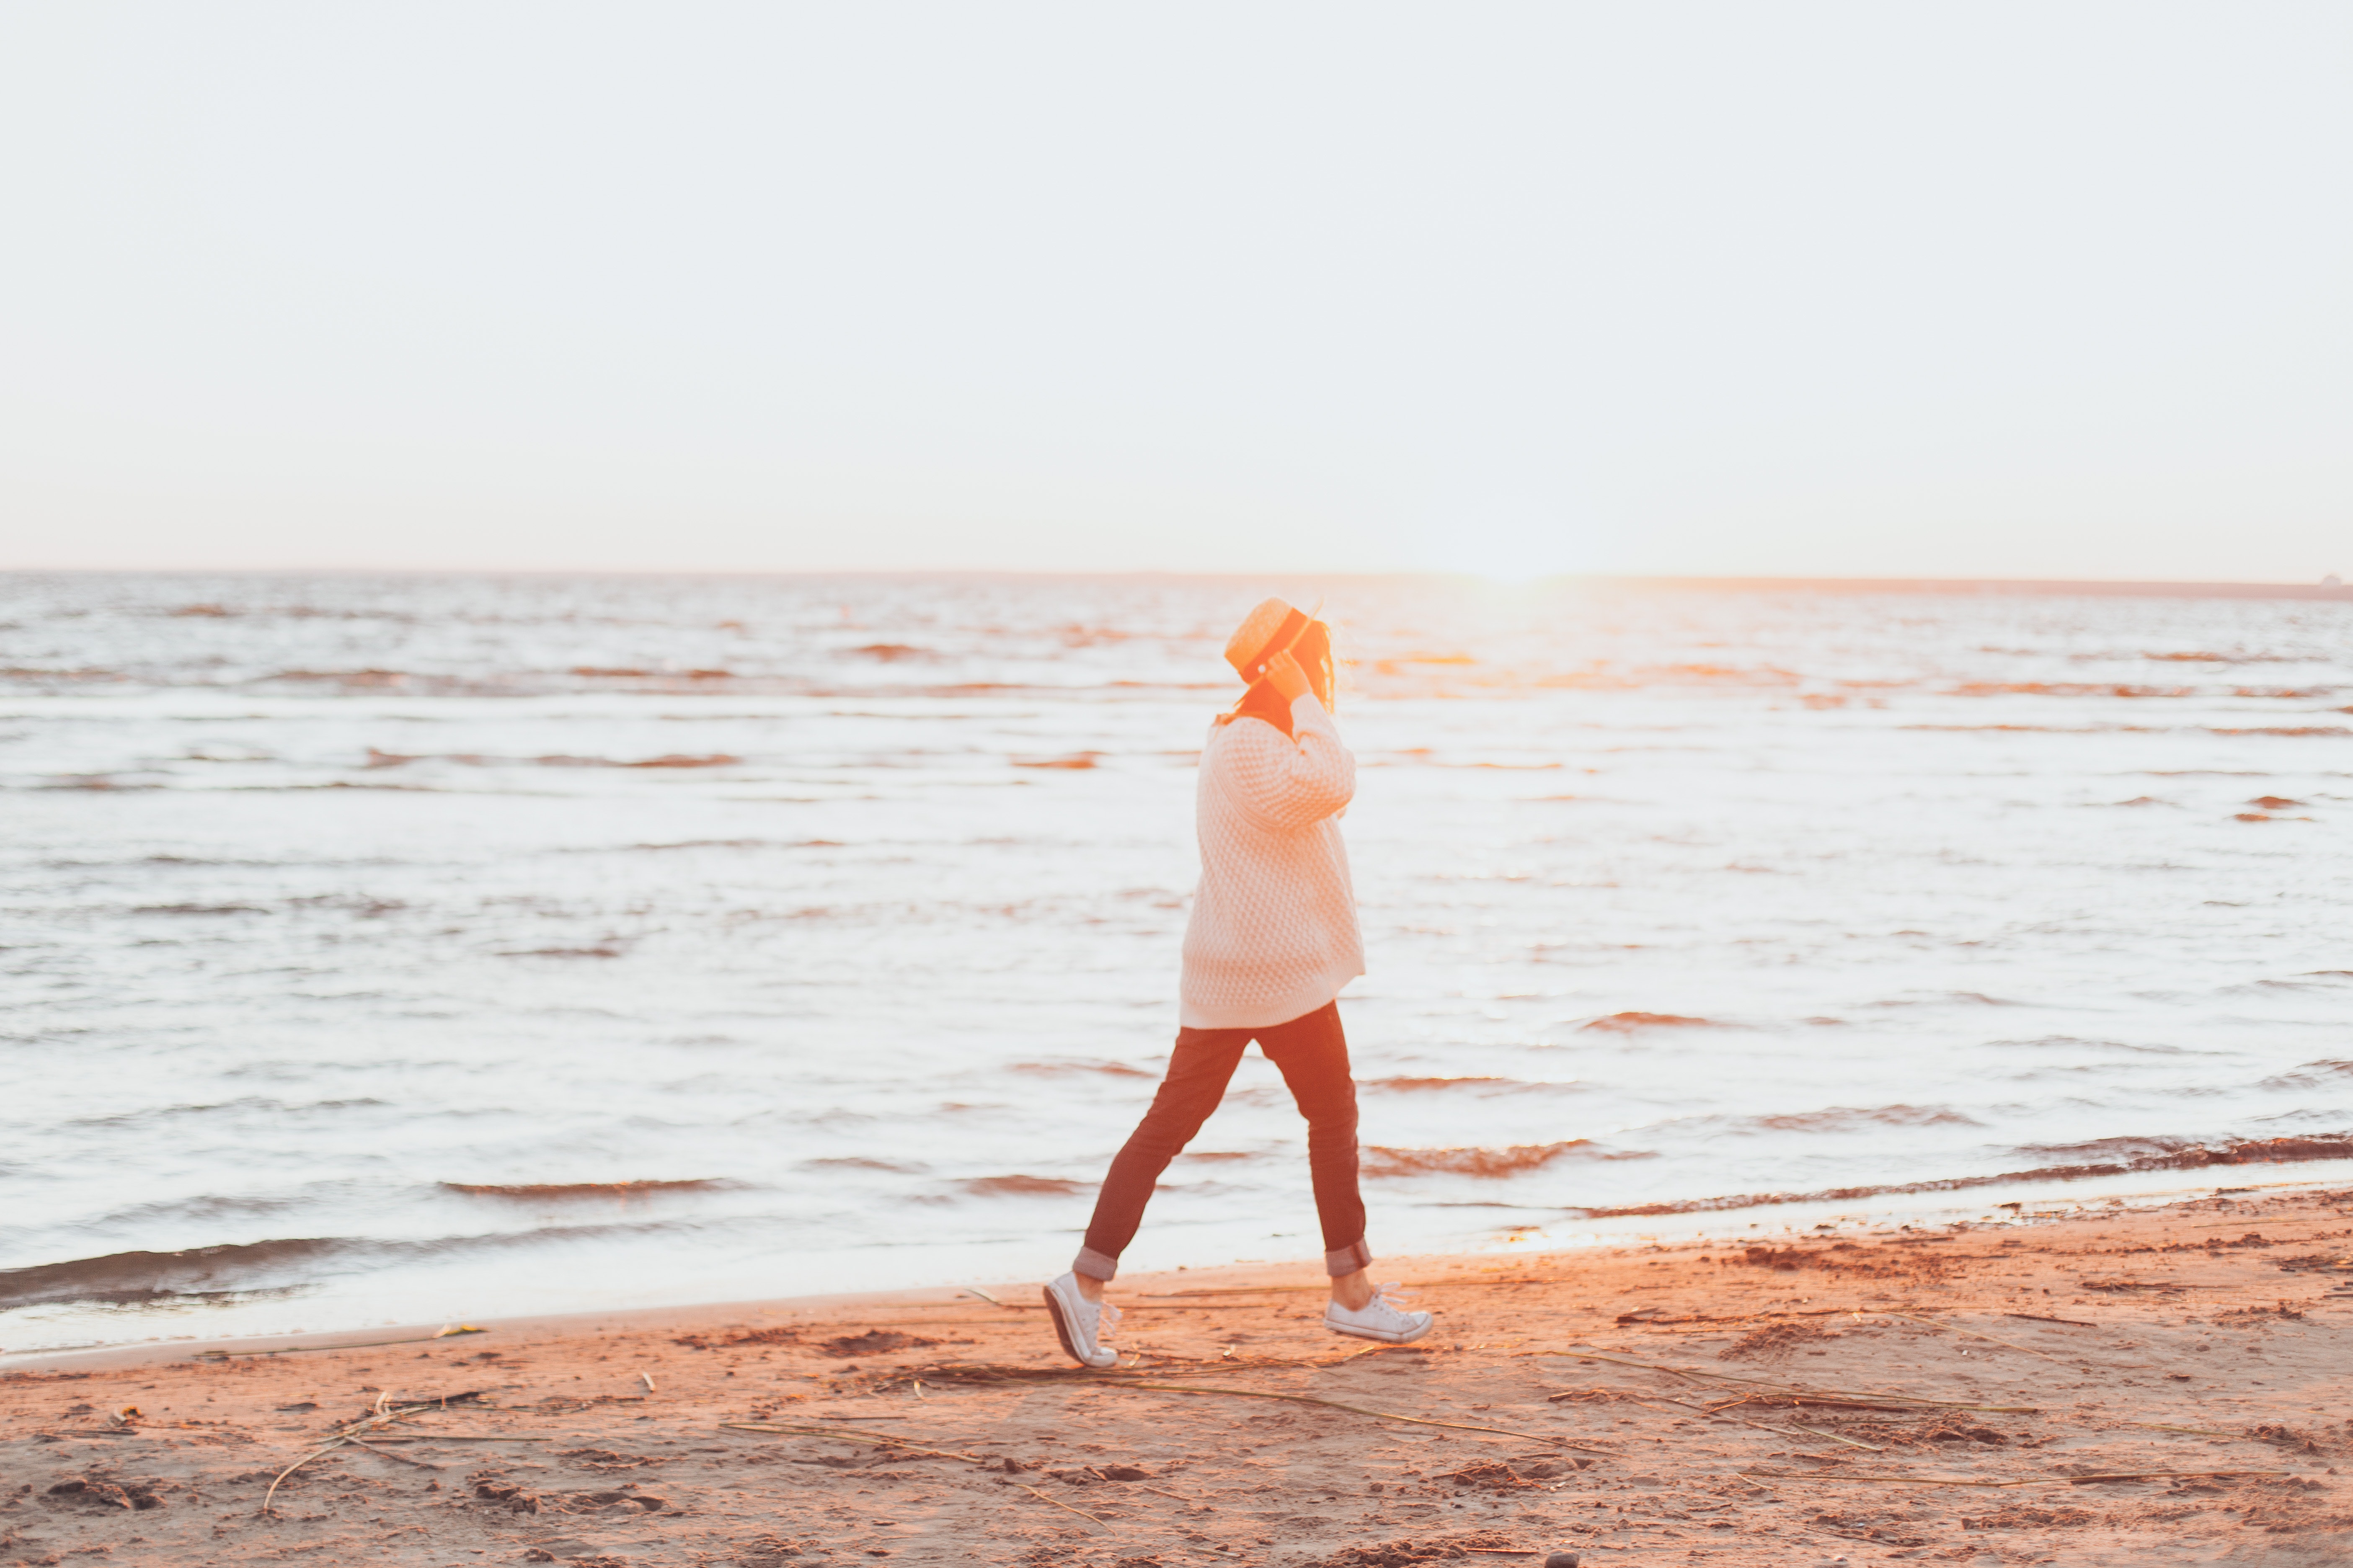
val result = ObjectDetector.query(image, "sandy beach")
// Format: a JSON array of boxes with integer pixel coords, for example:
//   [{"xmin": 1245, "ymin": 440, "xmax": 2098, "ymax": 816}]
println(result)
[{"xmin": 6, "ymin": 1184, "xmax": 2349, "ymax": 1568}]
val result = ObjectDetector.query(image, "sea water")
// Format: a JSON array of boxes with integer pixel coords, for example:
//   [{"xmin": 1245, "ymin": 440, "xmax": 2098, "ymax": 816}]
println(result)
[{"xmin": 2, "ymin": 572, "xmax": 2348, "ymax": 1352}]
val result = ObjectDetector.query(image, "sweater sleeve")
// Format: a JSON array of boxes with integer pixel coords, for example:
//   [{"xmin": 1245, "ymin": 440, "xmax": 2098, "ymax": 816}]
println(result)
[{"xmin": 1222, "ymin": 695, "xmax": 1357, "ymax": 831}]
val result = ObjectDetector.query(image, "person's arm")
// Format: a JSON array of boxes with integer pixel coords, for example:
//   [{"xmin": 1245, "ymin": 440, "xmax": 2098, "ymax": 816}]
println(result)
[{"xmin": 1224, "ymin": 651, "xmax": 1355, "ymax": 830}]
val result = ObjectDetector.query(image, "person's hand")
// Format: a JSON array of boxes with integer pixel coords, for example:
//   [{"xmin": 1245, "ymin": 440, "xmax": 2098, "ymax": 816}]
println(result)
[{"xmin": 1263, "ymin": 648, "xmax": 1312, "ymax": 702}]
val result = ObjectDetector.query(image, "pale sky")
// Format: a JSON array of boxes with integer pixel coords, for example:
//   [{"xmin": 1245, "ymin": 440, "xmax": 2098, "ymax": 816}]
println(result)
[{"xmin": 2, "ymin": 3, "xmax": 2348, "ymax": 580}]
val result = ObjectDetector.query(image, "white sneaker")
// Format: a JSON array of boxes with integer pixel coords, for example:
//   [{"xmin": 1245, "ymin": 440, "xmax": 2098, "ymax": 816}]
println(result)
[
  {"xmin": 1041, "ymin": 1272, "xmax": 1121, "ymax": 1369},
  {"xmin": 1324, "ymin": 1282, "xmax": 1431, "ymax": 1344}
]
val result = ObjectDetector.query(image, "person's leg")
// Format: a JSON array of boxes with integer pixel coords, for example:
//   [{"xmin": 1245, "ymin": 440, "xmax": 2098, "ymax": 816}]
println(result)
[
  {"xmin": 1255, "ymin": 1002, "xmax": 1377, "ymax": 1308},
  {"xmin": 1258, "ymin": 1003, "xmax": 1431, "ymax": 1343},
  {"xmin": 1071, "ymin": 1027, "xmax": 1250, "ymax": 1300}
]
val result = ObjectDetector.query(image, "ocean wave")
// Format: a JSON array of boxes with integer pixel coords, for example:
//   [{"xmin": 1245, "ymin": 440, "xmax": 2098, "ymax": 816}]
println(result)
[
  {"xmin": 2257, "ymin": 1060, "xmax": 2353, "ymax": 1090},
  {"xmin": 612, "ymin": 839, "xmax": 845, "ymax": 852},
  {"xmin": 1637, "ymin": 662, "xmax": 1800, "ymax": 686},
  {"xmin": 0, "ymin": 1217, "xmax": 776, "ymax": 1312},
  {"xmin": 1562, "ymin": 1132, "xmax": 2353, "ymax": 1220},
  {"xmin": 1364, "ymin": 756, "xmax": 1566, "ymax": 770},
  {"xmin": 1898, "ymin": 724, "xmax": 2163, "ymax": 733},
  {"xmin": 0, "ymin": 1238, "xmax": 351, "ymax": 1312},
  {"xmin": 2208, "ymin": 726, "xmax": 2353, "ymax": 738},
  {"xmin": 1983, "ymin": 1036, "xmax": 2203, "ymax": 1055},
  {"xmin": 66, "ymin": 1097, "xmax": 389, "ymax": 1130},
  {"xmin": 959, "ymin": 1175, "xmax": 1089, "ymax": 1197},
  {"xmin": 498, "ymin": 943, "xmax": 629, "ymax": 959},
  {"xmin": 249, "ymin": 669, "xmax": 772, "ymax": 697},
  {"xmin": 1007, "ymin": 1060, "xmax": 1154, "ymax": 1079},
  {"xmin": 1952, "ymin": 682, "xmax": 2191, "ymax": 698},
  {"xmin": 40, "ymin": 855, "xmax": 318, "ymax": 869},
  {"xmin": 542, "ymin": 753, "xmax": 743, "ymax": 769},
  {"xmin": 566, "ymin": 666, "xmax": 731, "ymax": 680},
  {"xmin": 1361, "ymin": 1140, "xmax": 1648, "ymax": 1178},
  {"xmin": 267, "ymin": 668, "xmax": 411, "ymax": 686},
  {"xmin": 77, "ymin": 1191, "xmax": 322, "ymax": 1229},
  {"xmin": 2145, "ymin": 650, "xmax": 2301, "ymax": 663},
  {"xmin": 2223, "ymin": 974, "xmax": 2341, "ymax": 994},
  {"xmin": 1748, "ymin": 1104, "xmax": 1983, "ymax": 1132},
  {"xmin": 1579, "ymin": 1012, "xmax": 1719, "ymax": 1032},
  {"xmin": 440, "ymin": 1179, "xmax": 730, "ymax": 1202},
  {"xmin": 2008, "ymin": 1134, "xmax": 2201, "ymax": 1163},
  {"xmin": 365, "ymin": 749, "xmax": 742, "ymax": 769},
  {"xmin": 229, "ymin": 781, "xmax": 451, "ymax": 793}
]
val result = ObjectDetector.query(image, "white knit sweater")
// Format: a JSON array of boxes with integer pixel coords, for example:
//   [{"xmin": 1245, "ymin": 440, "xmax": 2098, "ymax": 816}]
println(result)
[{"xmin": 1178, "ymin": 694, "xmax": 1365, "ymax": 1029}]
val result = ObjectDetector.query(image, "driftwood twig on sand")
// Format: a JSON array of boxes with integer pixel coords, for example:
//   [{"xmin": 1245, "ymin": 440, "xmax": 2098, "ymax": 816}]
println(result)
[
  {"xmin": 1869, "ymin": 1309, "xmax": 2080, "ymax": 1366},
  {"xmin": 720, "ymin": 1421, "xmax": 985, "ymax": 1462},
  {"xmin": 261, "ymin": 1389, "xmax": 491, "ymax": 1515},
  {"xmin": 1742, "ymin": 1467, "xmax": 2285, "ymax": 1488},
  {"xmin": 1014, "ymin": 1480, "xmax": 1110, "ymax": 1528},
  {"xmin": 1550, "ymin": 1346, "xmax": 2039, "ymax": 1413},
  {"xmin": 1077, "ymin": 1377, "xmax": 1615, "ymax": 1452}
]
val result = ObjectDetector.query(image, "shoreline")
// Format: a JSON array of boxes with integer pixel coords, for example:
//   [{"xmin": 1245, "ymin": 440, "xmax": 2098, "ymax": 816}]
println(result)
[
  {"xmin": 5, "ymin": 1184, "xmax": 2348, "ymax": 1565},
  {"xmin": 11, "ymin": 1158, "xmax": 2353, "ymax": 1374}
]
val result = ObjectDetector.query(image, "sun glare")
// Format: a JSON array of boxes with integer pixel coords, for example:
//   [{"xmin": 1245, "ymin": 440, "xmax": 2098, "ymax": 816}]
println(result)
[
  {"xmin": 1421, "ymin": 503, "xmax": 1598, "ymax": 585},
  {"xmin": 1459, "ymin": 554, "xmax": 1557, "ymax": 586}
]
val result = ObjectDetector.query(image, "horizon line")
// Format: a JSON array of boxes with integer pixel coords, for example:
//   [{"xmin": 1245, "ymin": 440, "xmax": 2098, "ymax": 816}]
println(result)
[{"xmin": 3, "ymin": 566, "xmax": 2348, "ymax": 602}]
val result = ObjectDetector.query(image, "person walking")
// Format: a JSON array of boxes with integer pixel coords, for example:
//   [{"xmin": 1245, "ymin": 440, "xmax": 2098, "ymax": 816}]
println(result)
[{"xmin": 1041, "ymin": 598, "xmax": 1433, "ymax": 1368}]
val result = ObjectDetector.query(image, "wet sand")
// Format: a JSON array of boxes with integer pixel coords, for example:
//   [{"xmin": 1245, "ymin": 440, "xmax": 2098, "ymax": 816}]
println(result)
[{"xmin": 5, "ymin": 1186, "xmax": 2350, "ymax": 1568}]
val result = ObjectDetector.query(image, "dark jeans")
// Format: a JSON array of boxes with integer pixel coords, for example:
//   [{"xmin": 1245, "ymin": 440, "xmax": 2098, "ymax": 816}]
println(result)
[{"xmin": 1074, "ymin": 1001, "xmax": 1371, "ymax": 1282}]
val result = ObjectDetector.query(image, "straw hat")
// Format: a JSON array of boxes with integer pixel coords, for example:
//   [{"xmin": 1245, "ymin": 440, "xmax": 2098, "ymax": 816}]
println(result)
[{"xmin": 1223, "ymin": 597, "xmax": 1313, "ymax": 684}]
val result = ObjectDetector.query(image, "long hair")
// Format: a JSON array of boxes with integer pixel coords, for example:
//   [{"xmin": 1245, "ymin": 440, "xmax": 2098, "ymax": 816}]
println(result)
[{"xmin": 1219, "ymin": 620, "xmax": 1334, "ymax": 737}]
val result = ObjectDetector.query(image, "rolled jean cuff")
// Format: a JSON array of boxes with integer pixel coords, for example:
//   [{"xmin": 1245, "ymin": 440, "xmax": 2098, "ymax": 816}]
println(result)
[
  {"xmin": 1072, "ymin": 1246, "xmax": 1120, "ymax": 1283},
  {"xmin": 1325, "ymin": 1238, "xmax": 1372, "ymax": 1277}
]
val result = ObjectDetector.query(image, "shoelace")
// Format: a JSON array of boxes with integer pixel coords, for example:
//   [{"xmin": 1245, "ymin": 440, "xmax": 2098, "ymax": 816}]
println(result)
[
  {"xmin": 1096, "ymin": 1299, "xmax": 1124, "ymax": 1349},
  {"xmin": 1333, "ymin": 1283, "xmax": 1415, "ymax": 1316}
]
